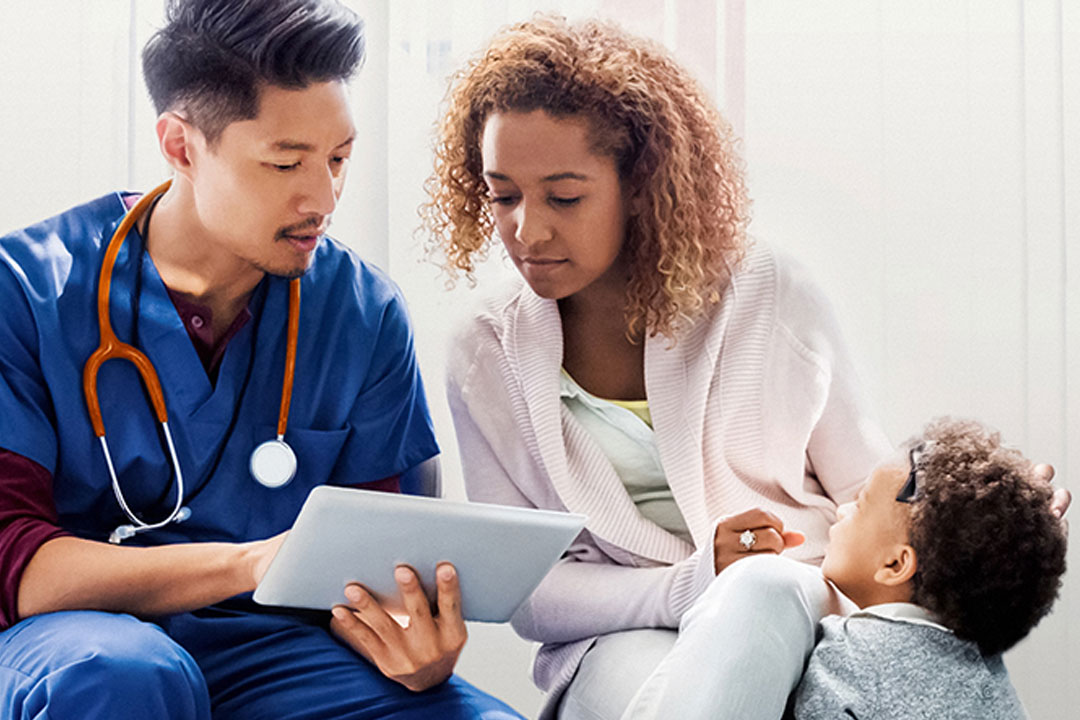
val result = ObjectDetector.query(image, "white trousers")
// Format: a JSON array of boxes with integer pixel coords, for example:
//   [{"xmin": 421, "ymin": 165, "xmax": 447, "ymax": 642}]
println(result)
[{"xmin": 558, "ymin": 555, "xmax": 852, "ymax": 720}]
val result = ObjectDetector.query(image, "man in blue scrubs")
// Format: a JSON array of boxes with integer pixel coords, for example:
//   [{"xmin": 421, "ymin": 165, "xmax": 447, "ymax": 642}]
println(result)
[{"xmin": 0, "ymin": 1, "xmax": 521, "ymax": 718}]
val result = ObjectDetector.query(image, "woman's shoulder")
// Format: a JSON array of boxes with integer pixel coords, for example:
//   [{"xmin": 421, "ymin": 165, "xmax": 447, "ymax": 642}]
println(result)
[
  {"xmin": 446, "ymin": 275, "xmax": 534, "ymax": 385},
  {"xmin": 733, "ymin": 240, "xmax": 850, "ymax": 362},
  {"xmin": 731, "ymin": 241, "xmax": 834, "ymax": 318},
  {"xmin": 450, "ymin": 276, "xmax": 527, "ymax": 345}
]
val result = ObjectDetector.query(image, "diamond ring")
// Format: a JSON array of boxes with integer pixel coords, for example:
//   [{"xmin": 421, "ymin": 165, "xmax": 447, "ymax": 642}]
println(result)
[{"xmin": 739, "ymin": 529, "xmax": 757, "ymax": 551}]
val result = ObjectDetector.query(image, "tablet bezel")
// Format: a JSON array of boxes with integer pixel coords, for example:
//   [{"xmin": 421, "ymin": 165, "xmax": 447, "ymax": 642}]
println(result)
[{"xmin": 253, "ymin": 486, "xmax": 586, "ymax": 623}]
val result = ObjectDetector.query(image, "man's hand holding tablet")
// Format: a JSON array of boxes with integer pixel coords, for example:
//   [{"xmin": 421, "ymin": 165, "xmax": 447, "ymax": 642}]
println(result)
[
  {"xmin": 330, "ymin": 563, "xmax": 467, "ymax": 691},
  {"xmin": 253, "ymin": 486, "xmax": 587, "ymax": 690}
]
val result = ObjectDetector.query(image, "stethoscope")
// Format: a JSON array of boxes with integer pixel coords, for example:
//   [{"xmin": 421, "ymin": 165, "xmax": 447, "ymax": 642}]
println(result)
[{"xmin": 83, "ymin": 180, "xmax": 302, "ymax": 544}]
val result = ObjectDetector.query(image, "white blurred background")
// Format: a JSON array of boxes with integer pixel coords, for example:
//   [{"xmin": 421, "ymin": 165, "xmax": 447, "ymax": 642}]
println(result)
[{"xmin": 0, "ymin": 1, "xmax": 1076, "ymax": 717}]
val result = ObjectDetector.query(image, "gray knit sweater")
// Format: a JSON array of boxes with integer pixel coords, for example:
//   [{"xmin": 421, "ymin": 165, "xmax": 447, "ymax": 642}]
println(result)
[{"xmin": 793, "ymin": 612, "xmax": 1026, "ymax": 719}]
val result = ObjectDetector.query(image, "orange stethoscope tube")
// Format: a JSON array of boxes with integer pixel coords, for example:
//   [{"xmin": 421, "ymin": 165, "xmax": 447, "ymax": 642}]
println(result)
[{"xmin": 84, "ymin": 180, "xmax": 301, "ymax": 542}]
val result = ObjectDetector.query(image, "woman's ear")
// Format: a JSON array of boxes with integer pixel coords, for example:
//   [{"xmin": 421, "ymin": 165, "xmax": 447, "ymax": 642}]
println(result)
[
  {"xmin": 874, "ymin": 544, "xmax": 918, "ymax": 587},
  {"xmin": 156, "ymin": 112, "xmax": 198, "ymax": 180}
]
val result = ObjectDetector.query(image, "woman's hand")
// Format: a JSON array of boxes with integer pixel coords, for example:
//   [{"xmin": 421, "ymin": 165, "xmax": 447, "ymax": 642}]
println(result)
[
  {"xmin": 1035, "ymin": 464, "xmax": 1071, "ymax": 537},
  {"xmin": 330, "ymin": 563, "xmax": 467, "ymax": 692},
  {"xmin": 713, "ymin": 508, "xmax": 805, "ymax": 574}
]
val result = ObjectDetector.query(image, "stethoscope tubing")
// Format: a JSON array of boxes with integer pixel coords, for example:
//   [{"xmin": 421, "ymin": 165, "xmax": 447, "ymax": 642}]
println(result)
[{"xmin": 86, "ymin": 180, "xmax": 301, "ymax": 543}]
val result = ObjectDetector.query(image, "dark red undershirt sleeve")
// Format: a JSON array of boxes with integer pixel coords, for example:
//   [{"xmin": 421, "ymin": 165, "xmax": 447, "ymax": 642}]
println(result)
[
  {"xmin": 0, "ymin": 448, "xmax": 71, "ymax": 630},
  {"xmin": 348, "ymin": 475, "xmax": 400, "ymax": 493}
]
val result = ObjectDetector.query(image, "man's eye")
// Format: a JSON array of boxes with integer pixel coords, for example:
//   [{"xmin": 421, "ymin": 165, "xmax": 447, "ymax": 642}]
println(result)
[{"xmin": 271, "ymin": 162, "xmax": 300, "ymax": 172}]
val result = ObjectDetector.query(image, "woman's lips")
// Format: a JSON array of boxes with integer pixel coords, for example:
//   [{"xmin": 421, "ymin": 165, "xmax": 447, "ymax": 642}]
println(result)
[{"xmin": 521, "ymin": 256, "xmax": 567, "ymax": 265}]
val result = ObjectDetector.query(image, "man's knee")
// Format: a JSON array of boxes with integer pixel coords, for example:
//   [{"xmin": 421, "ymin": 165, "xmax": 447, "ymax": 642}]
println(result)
[
  {"xmin": 416, "ymin": 676, "xmax": 524, "ymax": 720},
  {"xmin": 4, "ymin": 611, "xmax": 209, "ymax": 720}
]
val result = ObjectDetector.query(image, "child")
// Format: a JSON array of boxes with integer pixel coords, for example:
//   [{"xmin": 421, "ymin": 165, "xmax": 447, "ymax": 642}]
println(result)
[{"xmin": 794, "ymin": 418, "xmax": 1068, "ymax": 718}]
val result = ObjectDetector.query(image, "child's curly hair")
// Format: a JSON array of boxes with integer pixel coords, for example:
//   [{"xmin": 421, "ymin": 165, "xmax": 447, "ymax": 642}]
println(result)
[
  {"xmin": 907, "ymin": 418, "xmax": 1067, "ymax": 655},
  {"xmin": 420, "ymin": 14, "xmax": 750, "ymax": 339}
]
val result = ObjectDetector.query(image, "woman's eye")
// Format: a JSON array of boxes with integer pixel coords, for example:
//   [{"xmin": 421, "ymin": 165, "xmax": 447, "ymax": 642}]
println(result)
[
  {"xmin": 551, "ymin": 196, "xmax": 581, "ymax": 207},
  {"xmin": 489, "ymin": 195, "xmax": 518, "ymax": 206}
]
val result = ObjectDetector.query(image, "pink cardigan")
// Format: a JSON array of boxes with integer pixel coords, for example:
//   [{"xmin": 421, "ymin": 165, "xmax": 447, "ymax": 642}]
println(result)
[{"xmin": 447, "ymin": 242, "xmax": 892, "ymax": 713}]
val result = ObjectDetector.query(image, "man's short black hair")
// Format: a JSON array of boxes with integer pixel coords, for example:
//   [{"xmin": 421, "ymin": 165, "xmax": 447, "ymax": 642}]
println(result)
[
  {"xmin": 907, "ymin": 418, "xmax": 1067, "ymax": 656},
  {"xmin": 142, "ymin": 0, "xmax": 365, "ymax": 144}
]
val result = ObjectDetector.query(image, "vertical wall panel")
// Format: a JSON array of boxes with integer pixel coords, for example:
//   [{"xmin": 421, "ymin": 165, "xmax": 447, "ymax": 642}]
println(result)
[
  {"xmin": 1022, "ymin": 0, "xmax": 1068, "ymax": 463},
  {"xmin": 0, "ymin": 1, "xmax": 130, "ymax": 234},
  {"xmin": 1061, "ymin": 2, "xmax": 1080, "ymax": 714},
  {"xmin": 743, "ymin": 1, "xmax": 888, "ymax": 413},
  {"xmin": 1009, "ymin": 1, "xmax": 1074, "ymax": 717},
  {"xmin": 131, "ymin": 0, "xmax": 169, "ymax": 188}
]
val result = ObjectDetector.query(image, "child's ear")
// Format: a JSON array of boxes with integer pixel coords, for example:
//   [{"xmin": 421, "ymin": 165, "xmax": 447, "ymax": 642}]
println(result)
[{"xmin": 874, "ymin": 544, "xmax": 917, "ymax": 587}]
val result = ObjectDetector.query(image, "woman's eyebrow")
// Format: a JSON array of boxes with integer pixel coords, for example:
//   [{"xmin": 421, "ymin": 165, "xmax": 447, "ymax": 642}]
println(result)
[
  {"xmin": 483, "ymin": 171, "xmax": 592, "ymax": 182},
  {"xmin": 541, "ymin": 172, "xmax": 590, "ymax": 182}
]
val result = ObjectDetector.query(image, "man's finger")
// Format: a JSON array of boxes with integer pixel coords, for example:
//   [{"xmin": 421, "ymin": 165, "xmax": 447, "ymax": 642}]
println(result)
[
  {"xmin": 395, "ymin": 565, "xmax": 435, "ymax": 628},
  {"xmin": 434, "ymin": 563, "xmax": 467, "ymax": 647},
  {"xmin": 343, "ymin": 583, "xmax": 402, "ymax": 644},
  {"xmin": 330, "ymin": 605, "xmax": 381, "ymax": 664}
]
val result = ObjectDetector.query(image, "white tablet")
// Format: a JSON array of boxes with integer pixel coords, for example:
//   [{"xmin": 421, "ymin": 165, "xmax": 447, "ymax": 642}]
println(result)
[{"xmin": 253, "ymin": 486, "xmax": 586, "ymax": 623}]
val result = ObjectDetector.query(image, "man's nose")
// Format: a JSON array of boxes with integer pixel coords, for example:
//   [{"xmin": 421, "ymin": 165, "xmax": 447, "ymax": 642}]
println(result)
[{"xmin": 297, "ymin": 165, "xmax": 338, "ymax": 217}]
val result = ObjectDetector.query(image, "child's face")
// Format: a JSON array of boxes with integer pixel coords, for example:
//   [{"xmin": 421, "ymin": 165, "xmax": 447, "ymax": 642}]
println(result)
[{"xmin": 821, "ymin": 455, "xmax": 913, "ymax": 607}]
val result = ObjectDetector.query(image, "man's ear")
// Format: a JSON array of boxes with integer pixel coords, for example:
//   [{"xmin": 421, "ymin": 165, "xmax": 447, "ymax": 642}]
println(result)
[
  {"xmin": 874, "ymin": 544, "xmax": 917, "ymax": 587},
  {"xmin": 157, "ymin": 112, "xmax": 199, "ymax": 180}
]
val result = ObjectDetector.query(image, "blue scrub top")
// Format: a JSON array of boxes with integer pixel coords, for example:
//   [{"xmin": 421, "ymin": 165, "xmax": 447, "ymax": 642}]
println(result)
[{"xmin": 0, "ymin": 192, "xmax": 438, "ymax": 545}]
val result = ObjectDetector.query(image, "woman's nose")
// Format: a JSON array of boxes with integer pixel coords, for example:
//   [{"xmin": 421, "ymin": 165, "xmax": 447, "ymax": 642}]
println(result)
[{"xmin": 513, "ymin": 202, "xmax": 552, "ymax": 248}]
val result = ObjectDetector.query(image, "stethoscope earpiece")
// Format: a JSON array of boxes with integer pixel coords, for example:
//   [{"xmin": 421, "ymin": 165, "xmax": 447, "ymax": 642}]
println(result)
[
  {"xmin": 108, "ymin": 525, "xmax": 137, "ymax": 544},
  {"xmin": 108, "ymin": 505, "xmax": 192, "ymax": 545}
]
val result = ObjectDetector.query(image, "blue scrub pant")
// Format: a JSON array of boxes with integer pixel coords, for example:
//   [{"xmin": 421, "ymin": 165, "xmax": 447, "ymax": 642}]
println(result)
[{"xmin": 0, "ymin": 607, "xmax": 522, "ymax": 720}]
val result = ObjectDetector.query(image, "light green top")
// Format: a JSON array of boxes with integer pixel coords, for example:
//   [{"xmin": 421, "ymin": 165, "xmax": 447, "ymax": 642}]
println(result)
[{"xmin": 560, "ymin": 369, "xmax": 691, "ymax": 543}]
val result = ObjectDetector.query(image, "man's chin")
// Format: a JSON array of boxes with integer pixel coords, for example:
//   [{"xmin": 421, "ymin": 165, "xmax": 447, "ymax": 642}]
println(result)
[
  {"xmin": 255, "ymin": 259, "xmax": 314, "ymax": 280},
  {"xmin": 271, "ymin": 267, "xmax": 309, "ymax": 280}
]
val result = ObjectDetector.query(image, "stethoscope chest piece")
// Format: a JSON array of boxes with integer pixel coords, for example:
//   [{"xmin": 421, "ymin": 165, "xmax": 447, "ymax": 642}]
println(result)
[{"xmin": 250, "ymin": 438, "xmax": 297, "ymax": 488}]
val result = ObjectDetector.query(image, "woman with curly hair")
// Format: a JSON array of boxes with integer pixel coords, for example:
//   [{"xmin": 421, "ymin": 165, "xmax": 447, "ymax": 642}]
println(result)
[{"xmin": 422, "ymin": 15, "xmax": 888, "ymax": 720}]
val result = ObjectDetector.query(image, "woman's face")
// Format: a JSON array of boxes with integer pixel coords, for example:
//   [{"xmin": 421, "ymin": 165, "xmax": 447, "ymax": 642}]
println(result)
[{"xmin": 480, "ymin": 110, "xmax": 630, "ymax": 301}]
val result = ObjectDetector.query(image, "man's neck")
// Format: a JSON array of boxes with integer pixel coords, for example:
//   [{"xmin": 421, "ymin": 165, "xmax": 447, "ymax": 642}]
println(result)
[{"xmin": 144, "ymin": 183, "xmax": 264, "ymax": 341}]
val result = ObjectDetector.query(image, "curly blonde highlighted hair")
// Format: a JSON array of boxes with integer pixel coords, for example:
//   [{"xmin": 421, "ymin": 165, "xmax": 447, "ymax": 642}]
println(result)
[{"xmin": 420, "ymin": 14, "xmax": 750, "ymax": 339}]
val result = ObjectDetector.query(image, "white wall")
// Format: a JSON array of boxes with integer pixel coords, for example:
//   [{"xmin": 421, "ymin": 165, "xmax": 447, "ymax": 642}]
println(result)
[{"xmin": 0, "ymin": 2, "xmax": 1075, "ymax": 718}]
